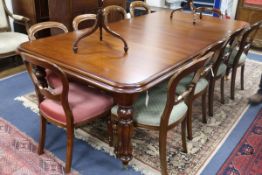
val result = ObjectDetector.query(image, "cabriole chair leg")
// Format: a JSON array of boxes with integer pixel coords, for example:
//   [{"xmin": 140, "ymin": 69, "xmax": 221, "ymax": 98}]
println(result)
[
  {"xmin": 208, "ymin": 79, "xmax": 215, "ymax": 116},
  {"xmin": 230, "ymin": 68, "xmax": 237, "ymax": 100},
  {"xmin": 38, "ymin": 115, "xmax": 46, "ymax": 155},
  {"xmin": 241, "ymin": 64, "xmax": 245, "ymax": 90},
  {"xmin": 187, "ymin": 100, "xmax": 193, "ymax": 140},
  {"xmin": 181, "ymin": 119, "xmax": 187, "ymax": 153},
  {"xmin": 159, "ymin": 129, "xmax": 168, "ymax": 175},
  {"xmin": 220, "ymin": 76, "xmax": 225, "ymax": 104},
  {"xmin": 202, "ymin": 90, "xmax": 207, "ymax": 123},
  {"xmin": 65, "ymin": 127, "xmax": 74, "ymax": 173}
]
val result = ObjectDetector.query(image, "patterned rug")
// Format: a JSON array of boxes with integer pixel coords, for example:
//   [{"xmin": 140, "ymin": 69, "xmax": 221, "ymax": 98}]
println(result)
[
  {"xmin": 15, "ymin": 60, "xmax": 262, "ymax": 175},
  {"xmin": 216, "ymin": 108, "xmax": 262, "ymax": 175},
  {"xmin": 0, "ymin": 118, "xmax": 78, "ymax": 175}
]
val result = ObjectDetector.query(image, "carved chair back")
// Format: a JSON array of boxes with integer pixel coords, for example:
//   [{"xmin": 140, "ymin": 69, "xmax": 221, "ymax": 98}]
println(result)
[
  {"xmin": 0, "ymin": 0, "xmax": 10, "ymax": 32},
  {"xmin": 28, "ymin": 21, "xmax": 68, "ymax": 40},
  {"xmin": 103, "ymin": 5, "xmax": 127, "ymax": 24},
  {"xmin": 210, "ymin": 29, "xmax": 243, "ymax": 75},
  {"xmin": 231, "ymin": 21, "xmax": 261, "ymax": 66},
  {"xmin": 21, "ymin": 52, "xmax": 74, "ymax": 126},
  {"xmin": 72, "ymin": 14, "xmax": 97, "ymax": 31},
  {"xmin": 195, "ymin": 7, "xmax": 223, "ymax": 19},
  {"xmin": 160, "ymin": 50, "xmax": 213, "ymax": 127},
  {"xmin": 130, "ymin": 1, "xmax": 151, "ymax": 18}
]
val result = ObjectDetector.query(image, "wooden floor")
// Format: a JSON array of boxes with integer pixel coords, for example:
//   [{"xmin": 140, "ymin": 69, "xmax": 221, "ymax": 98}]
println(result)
[
  {"xmin": 0, "ymin": 65, "xmax": 26, "ymax": 79},
  {"xmin": 0, "ymin": 57, "xmax": 25, "ymax": 79}
]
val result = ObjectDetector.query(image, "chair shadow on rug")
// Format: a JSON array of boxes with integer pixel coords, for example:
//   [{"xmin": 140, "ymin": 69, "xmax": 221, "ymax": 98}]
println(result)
[{"xmin": 20, "ymin": 52, "xmax": 114, "ymax": 173}]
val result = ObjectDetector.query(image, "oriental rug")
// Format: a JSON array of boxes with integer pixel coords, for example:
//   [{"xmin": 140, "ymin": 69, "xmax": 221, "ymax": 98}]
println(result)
[
  {"xmin": 0, "ymin": 118, "xmax": 78, "ymax": 175},
  {"xmin": 216, "ymin": 108, "xmax": 262, "ymax": 175},
  {"xmin": 15, "ymin": 60, "xmax": 262, "ymax": 175}
]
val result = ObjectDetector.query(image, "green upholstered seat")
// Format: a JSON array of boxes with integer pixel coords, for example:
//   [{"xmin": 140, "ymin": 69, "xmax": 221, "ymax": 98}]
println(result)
[
  {"xmin": 228, "ymin": 49, "xmax": 247, "ymax": 65},
  {"xmin": 176, "ymin": 78, "xmax": 208, "ymax": 95},
  {"xmin": 111, "ymin": 83, "xmax": 188, "ymax": 127},
  {"xmin": 217, "ymin": 63, "xmax": 227, "ymax": 76}
]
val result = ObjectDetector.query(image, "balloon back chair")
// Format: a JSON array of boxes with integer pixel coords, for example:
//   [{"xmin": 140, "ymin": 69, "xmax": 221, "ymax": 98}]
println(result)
[
  {"xmin": 0, "ymin": 0, "xmax": 29, "ymax": 60},
  {"xmin": 195, "ymin": 7, "xmax": 223, "ymax": 19},
  {"xmin": 176, "ymin": 40, "xmax": 225, "ymax": 140},
  {"xmin": 208, "ymin": 28, "xmax": 244, "ymax": 116},
  {"xmin": 72, "ymin": 14, "xmax": 97, "ymax": 31},
  {"xmin": 21, "ymin": 52, "xmax": 114, "ymax": 173},
  {"xmin": 226, "ymin": 20, "xmax": 262, "ymax": 100},
  {"xmin": 130, "ymin": 1, "xmax": 151, "ymax": 18},
  {"xmin": 103, "ymin": 5, "xmax": 127, "ymax": 24},
  {"xmin": 111, "ymin": 50, "xmax": 212, "ymax": 175},
  {"xmin": 28, "ymin": 21, "xmax": 68, "ymax": 89}
]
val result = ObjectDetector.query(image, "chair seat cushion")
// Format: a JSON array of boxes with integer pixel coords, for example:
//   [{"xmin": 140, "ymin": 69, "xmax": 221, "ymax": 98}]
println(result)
[
  {"xmin": 216, "ymin": 63, "xmax": 227, "ymax": 76},
  {"xmin": 112, "ymin": 83, "xmax": 188, "ymax": 127},
  {"xmin": 0, "ymin": 32, "xmax": 28, "ymax": 55},
  {"xmin": 176, "ymin": 78, "xmax": 208, "ymax": 95},
  {"xmin": 45, "ymin": 69, "xmax": 61, "ymax": 88},
  {"xmin": 40, "ymin": 83, "xmax": 113, "ymax": 125},
  {"xmin": 228, "ymin": 49, "xmax": 247, "ymax": 65}
]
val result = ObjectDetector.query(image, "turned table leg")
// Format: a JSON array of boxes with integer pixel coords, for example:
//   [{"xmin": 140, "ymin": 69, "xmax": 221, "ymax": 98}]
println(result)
[{"xmin": 115, "ymin": 94, "xmax": 135, "ymax": 165}]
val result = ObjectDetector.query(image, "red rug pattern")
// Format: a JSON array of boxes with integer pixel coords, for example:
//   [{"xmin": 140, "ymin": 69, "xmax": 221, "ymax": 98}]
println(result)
[
  {"xmin": 217, "ymin": 109, "xmax": 262, "ymax": 175},
  {"xmin": 0, "ymin": 118, "xmax": 78, "ymax": 175}
]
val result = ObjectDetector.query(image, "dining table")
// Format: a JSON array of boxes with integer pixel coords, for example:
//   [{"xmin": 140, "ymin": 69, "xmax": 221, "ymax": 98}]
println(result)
[{"xmin": 18, "ymin": 9, "xmax": 248, "ymax": 166}]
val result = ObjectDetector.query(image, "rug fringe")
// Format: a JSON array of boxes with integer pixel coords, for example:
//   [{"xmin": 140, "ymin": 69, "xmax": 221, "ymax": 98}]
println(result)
[{"xmin": 15, "ymin": 96, "xmax": 39, "ymax": 113}]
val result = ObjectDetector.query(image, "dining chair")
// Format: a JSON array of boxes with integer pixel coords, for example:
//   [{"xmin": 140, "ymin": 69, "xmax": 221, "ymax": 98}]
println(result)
[
  {"xmin": 176, "ymin": 41, "xmax": 224, "ymax": 140},
  {"xmin": 195, "ymin": 7, "xmax": 223, "ymax": 19},
  {"xmin": 28, "ymin": 21, "xmax": 68, "ymax": 88},
  {"xmin": 0, "ymin": 0, "xmax": 29, "ymax": 61},
  {"xmin": 129, "ymin": 1, "xmax": 151, "ymax": 18},
  {"xmin": 208, "ymin": 28, "xmax": 244, "ymax": 116},
  {"xmin": 226, "ymin": 20, "xmax": 262, "ymax": 100},
  {"xmin": 103, "ymin": 5, "xmax": 127, "ymax": 24},
  {"xmin": 72, "ymin": 14, "xmax": 97, "ymax": 31},
  {"xmin": 111, "ymin": 50, "xmax": 211, "ymax": 175},
  {"xmin": 21, "ymin": 52, "xmax": 114, "ymax": 173}
]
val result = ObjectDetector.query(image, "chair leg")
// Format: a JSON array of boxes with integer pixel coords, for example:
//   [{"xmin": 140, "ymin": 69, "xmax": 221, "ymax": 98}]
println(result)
[
  {"xmin": 202, "ymin": 90, "xmax": 207, "ymax": 124},
  {"xmin": 111, "ymin": 116, "xmax": 120, "ymax": 157},
  {"xmin": 181, "ymin": 119, "xmax": 187, "ymax": 153},
  {"xmin": 230, "ymin": 68, "xmax": 237, "ymax": 100},
  {"xmin": 65, "ymin": 127, "xmax": 74, "ymax": 174},
  {"xmin": 241, "ymin": 64, "xmax": 245, "ymax": 90},
  {"xmin": 38, "ymin": 115, "xmax": 46, "ymax": 155},
  {"xmin": 187, "ymin": 99, "xmax": 193, "ymax": 140},
  {"xmin": 159, "ymin": 130, "xmax": 168, "ymax": 175},
  {"xmin": 220, "ymin": 76, "xmax": 225, "ymax": 104},
  {"xmin": 107, "ymin": 114, "xmax": 113, "ymax": 147},
  {"xmin": 208, "ymin": 79, "xmax": 215, "ymax": 116}
]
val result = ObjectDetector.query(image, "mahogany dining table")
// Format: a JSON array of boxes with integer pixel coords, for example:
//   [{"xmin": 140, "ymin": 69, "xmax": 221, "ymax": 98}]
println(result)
[{"xmin": 18, "ymin": 9, "xmax": 248, "ymax": 166}]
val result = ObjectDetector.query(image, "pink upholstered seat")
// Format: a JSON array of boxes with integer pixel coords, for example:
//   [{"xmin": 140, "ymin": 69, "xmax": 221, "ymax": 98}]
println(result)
[
  {"xmin": 40, "ymin": 82, "xmax": 114, "ymax": 125},
  {"xmin": 45, "ymin": 69, "xmax": 61, "ymax": 88}
]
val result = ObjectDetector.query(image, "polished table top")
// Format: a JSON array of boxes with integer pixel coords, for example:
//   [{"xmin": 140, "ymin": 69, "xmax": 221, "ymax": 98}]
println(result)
[{"xmin": 18, "ymin": 10, "xmax": 248, "ymax": 94}]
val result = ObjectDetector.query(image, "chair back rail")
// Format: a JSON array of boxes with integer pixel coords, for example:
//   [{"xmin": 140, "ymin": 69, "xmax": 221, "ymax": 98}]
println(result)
[
  {"xmin": 103, "ymin": 5, "xmax": 127, "ymax": 24},
  {"xmin": 233, "ymin": 20, "xmax": 262, "ymax": 66},
  {"xmin": 28, "ymin": 21, "xmax": 68, "ymax": 40},
  {"xmin": 21, "ymin": 52, "xmax": 74, "ymax": 126},
  {"xmin": 195, "ymin": 7, "xmax": 223, "ymax": 19},
  {"xmin": 130, "ymin": 1, "xmax": 151, "ymax": 18},
  {"xmin": 160, "ymin": 50, "xmax": 214, "ymax": 128},
  {"xmin": 72, "ymin": 14, "xmax": 97, "ymax": 31}
]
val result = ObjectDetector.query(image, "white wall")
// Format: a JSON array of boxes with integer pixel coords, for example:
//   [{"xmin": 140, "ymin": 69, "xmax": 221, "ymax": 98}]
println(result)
[
  {"xmin": 5, "ymin": 0, "xmax": 14, "ymax": 30},
  {"xmin": 146, "ymin": 0, "xmax": 166, "ymax": 7},
  {"xmin": 5, "ymin": 0, "xmax": 12, "ymax": 11}
]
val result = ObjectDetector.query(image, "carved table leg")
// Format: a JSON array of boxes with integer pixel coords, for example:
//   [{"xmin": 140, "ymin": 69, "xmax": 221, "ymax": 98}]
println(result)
[{"xmin": 115, "ymin": 94, "xmax": 135, "ymax": 165}]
